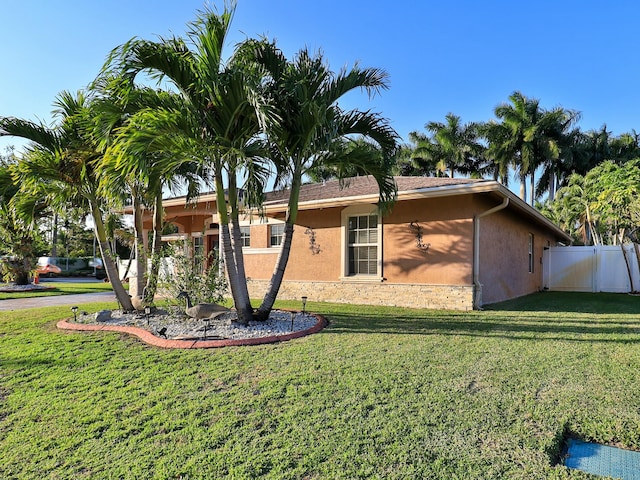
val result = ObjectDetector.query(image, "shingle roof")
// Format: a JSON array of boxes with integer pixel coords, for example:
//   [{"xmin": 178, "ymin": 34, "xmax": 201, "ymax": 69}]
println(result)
[{"xmin": 263, "ymin": 176, "xmax": 488, "ymax": 205}]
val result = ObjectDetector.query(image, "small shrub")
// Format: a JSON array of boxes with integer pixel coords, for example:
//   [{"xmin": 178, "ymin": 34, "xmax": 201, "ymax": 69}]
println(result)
[{"xmin": 156, "ymin": 241, "xmax": 228, "ymax": 306}]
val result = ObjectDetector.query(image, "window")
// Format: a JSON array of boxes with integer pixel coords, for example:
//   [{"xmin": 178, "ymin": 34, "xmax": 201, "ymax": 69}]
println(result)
[
  {"xmin": 270, "ymin": 223, "xmax": 285, "ymax": 247},
  {"xmin": 528, "ymin": 233, "xmax": 534, "ymax": 273},
  {"xmin": 348, "ymin": 214, "xmax": 378, "ymax": 276},
  {"xmin": 240, "ymin": 226, "xmax": 250, "ymax": 247}
]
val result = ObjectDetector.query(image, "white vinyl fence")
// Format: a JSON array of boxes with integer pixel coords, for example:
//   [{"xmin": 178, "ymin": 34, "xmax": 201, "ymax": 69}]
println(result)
[{"xmin": 543, "ymin": 245, "xmax": 640, "ymax": 293}]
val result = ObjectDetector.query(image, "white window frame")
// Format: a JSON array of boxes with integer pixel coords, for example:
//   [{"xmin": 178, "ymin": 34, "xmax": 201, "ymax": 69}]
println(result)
[
  {"xmin": 270, "ymin": 223, "xmax": 285, "ymax": 247},
  {"xmin": 240, "ymin": 226, "xmax": 251, "ymax": 248},
  {"xmin": 340, "ymin": 204, "xmax": 382, "ymax": 281}
]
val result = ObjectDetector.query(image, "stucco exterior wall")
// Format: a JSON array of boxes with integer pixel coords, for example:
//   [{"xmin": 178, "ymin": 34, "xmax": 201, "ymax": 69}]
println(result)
[
  {"xmin": 158, "ymin": 188, "xmax": 566, "ymax": 310},
  {"xmin": 382, "ymin": 196, "xmax": 474, "ymax": 285},
  {"xmin": 478, "ymin": 201, "xmax": 557, "ymax": 305}
]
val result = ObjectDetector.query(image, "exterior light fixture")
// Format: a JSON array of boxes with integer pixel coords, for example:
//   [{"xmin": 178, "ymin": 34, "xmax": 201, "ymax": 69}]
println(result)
[
  {"xmin": 301, "ymin": 296, "xmax": 308, "ymax": 314},
  {"xmin": 71, "ymin": 306, "xmax": 78, "ymax": 322},
  {"xmin": 145, "ymin": 306, "xmax": 151, "ymax": 326}
]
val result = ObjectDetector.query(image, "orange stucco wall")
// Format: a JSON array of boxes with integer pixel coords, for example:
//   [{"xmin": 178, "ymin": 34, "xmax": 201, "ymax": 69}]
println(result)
[
  {"xmin": 242, "ymin": 208, "xmax": 342, "ymax": 281},
  {"xmin": 241, "ymin": 196, "xmax": 477, "ymax": 285},
  {"xmin": 382, "ymin": 196, "xmax": 474, "ymax": 285},
  {"xmin": 478, "ymin": 199, "xmax": 557, "ymax": 304},
  {"xmin": 160, "ymin": 191, "xmax": 564, "ymax": 308}
]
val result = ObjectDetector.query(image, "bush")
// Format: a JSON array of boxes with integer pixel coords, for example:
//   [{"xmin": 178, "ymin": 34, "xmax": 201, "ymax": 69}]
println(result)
[
  {"xmin": 156, "ymin": 241, "xmax": 227, "ymax": 306},
  {"xmin": 0, "ymin": 256, "xmax": 32, "ymax": 285}
]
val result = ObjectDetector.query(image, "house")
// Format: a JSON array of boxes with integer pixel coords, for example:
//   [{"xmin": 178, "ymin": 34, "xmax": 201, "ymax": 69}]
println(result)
[{"xmin": 136, "ymin": 176, "xmax": 571, "ymax": 310}]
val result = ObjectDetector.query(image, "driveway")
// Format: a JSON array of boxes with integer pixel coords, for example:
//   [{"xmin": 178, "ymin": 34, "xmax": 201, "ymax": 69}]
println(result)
[{"xmin": 0, "ymin": 291, "xmax": 117, "ymax": 311}]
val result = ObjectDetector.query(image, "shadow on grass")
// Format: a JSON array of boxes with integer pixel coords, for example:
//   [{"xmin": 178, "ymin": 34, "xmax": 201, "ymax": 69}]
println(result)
[
  {"xmin": 322, "ymin": 292, "xmax": 640, "ymax": 343},
  {"xmin": 484, "ymin": 291, "xmax": 640, "ymax": 314}
]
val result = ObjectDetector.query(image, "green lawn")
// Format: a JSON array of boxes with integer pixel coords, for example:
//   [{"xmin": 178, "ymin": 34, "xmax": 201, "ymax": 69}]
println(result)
[
  {"xmin": 1, "ymin": 292, "xmax": 639, "ymax": 478},
  {"xmin": 0, "ymin": 281, "xmax": 118, "ymax": 300}
]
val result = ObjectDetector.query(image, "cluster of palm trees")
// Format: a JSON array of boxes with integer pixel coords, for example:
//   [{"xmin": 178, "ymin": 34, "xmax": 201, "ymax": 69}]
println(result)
[
  {"xmin": 0, "ymin": 6, "xmax": 398, "ymax": 322},
  {"xmin": 401, "ymin": 92, "xmax": 640, "ymax": 206}
]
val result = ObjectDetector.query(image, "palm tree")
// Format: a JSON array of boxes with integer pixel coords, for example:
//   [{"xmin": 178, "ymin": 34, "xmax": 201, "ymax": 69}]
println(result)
[
  {"xmin": 535, "ymin": 106, "xmax": 581, "ymax": 200},
  {"xmin": 0, "ymin": 92, "xmax": 134, "ymax": 309},
  {"xmin": 610, "ymin": 130, "xmax": 640, "ymax": 163},
  {"xmin": 247, "ymin": 41, "xmax": 398, "ymax": 320},
  {"xmin": 92, "ymin": 78, "xmax": 202, "ymax": 303},
  {"xmin": 403, "ymin": 130, "xmax": 442, "ymax": 177},
  {"xmin": 479, "ymin": 120, "xmax": 511, "ymax": 185},
  {"xmin": 102, "ymin": 6, "xmax": 270, "ymax": 323},
  {"xmin": 491, "ymin": 91, "xmax": 567, "ymax": 204},
  {"xmin": 424, "ymin": 113, "xmax": 484, "ymax": 178}
]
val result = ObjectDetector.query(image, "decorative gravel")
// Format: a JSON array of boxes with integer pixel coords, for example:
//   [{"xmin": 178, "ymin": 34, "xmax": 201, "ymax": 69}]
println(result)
[
  {"xmin": 0, "ymin": 283, "xmax": 50, "ymax": 293},
  {"xmin": 74, "ymin": 308, "xmax": 318, "ymax": 341}
]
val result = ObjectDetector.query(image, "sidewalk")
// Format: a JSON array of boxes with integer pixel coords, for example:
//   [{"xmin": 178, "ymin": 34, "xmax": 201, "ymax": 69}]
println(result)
[{"xmin": 0, "ymin": 291, "xmax": 117, "ymax": 311}]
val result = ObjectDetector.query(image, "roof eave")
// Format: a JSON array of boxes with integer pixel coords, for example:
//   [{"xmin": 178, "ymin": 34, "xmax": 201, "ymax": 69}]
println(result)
[{"xmin": 261, "ymin": 180, "xmax": 572, "ymax": 242}]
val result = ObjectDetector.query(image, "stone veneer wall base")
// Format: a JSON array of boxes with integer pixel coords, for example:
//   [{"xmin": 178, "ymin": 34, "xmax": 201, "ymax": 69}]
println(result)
[{"xmin": 248, "ymin": 280, "xmax": 475, "ymax": 311}]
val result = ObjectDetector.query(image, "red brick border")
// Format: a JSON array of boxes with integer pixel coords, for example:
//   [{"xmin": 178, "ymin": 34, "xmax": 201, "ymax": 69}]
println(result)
[{"xmin": 57, "ymin": 313, "xmax": 327, "ymax": 349}]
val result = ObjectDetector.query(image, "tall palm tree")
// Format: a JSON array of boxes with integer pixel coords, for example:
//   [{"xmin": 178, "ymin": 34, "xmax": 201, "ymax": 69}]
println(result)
[
  {"xmin": 479, "ymin": 120, "xmax": 511, "ymax": 185},
  {"xmin": 424, "ymin": 113, "xmax": 484, "ymax": 178},
  {"xmin": 404, "ymin": 130, "xmax": 442, "ymax": 177},
  {"xmin": 535, "ymin": 106, "xmax": 581, "ymax": 200},
  {"xmin": 610, "ymin": 130, "xmax": 640, "ymax": 163},
  {"xmin": 491, "ymin": 91, "xmax": 566, "ymax": 204},
  {"xmin": 247, "ymin": 41, "xmax": 398, "ymax": 320},
  {"xmin": 0, "ymin": 92, "xmax": 134, "ymax": 309},
  {"xmin": 102, "ymin": 6, "xmax": 270, "ymax": 323}
]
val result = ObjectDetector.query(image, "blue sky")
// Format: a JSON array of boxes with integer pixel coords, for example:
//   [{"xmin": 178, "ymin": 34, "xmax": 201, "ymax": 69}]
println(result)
[{"xmin": 2, "ymin": 0, "xmax": 640, "ymax": 156}]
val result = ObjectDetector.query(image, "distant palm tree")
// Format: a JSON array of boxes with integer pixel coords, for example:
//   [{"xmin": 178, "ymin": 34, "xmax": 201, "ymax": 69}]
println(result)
[
  {"xmin": 479, "ymin": 120, "xmax": 511, "ymax": 185},
  {"xmin": 424, "ymin": 113, "xmax": 484, "ymax": 178},
  {"xmin": 490, "ymin": 91, "xmax": 573, "ymax": 204},
  {"xmin": 404, "ymin": 130, "xmax": 442, "ymax": 176},
  {"xmin": 535, "ymin": 106, "xmax": 580, "ymax": 200}
]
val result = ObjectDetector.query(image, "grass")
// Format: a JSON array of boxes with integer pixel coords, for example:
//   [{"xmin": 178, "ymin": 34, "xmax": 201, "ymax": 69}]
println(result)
[
  {"xmin": 1, "ymin": 292, "xmax": 639, "ymax": 478},
  {"xmin": 0, "ymin": 281, "xmax": 117, "ymax": 300}
]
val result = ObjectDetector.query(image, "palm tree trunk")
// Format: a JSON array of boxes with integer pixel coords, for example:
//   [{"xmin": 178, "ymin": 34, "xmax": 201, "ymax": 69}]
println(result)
[
  {"xmin": 227, "ymin": 170, "xmax": 253, "ymax": 323},
  {"xmin": 51, "ymin": 213, "xmax": 58, "ymax": 257},
  {"xmin": 633, "ymin": 244, "xmax": 640, "ymax": 292},
  {"xmin": 529, "ymin": 173, "xmax": 535, "ymax": 205},
  {"xmin": 229, "ymin": 220, "xmax": 253, "ymax": 323},
  {"xmin": 214, "ymin": 172, "xmax": 252, "ymax": 325},
  {"xmin": 255, "ymin": 174, "xmax": 302, "ymax": 320},
  {"xmin": 90, "ymin": 201, "xmax": 133, "ymax": 310},
  {"xmin": 255, "ymin": 222, "xmax": 294, "ymax": 320},
  {"xmin": 548, "ymin": 170, "xmax": 556, "ymax": 201},
  {"xmin": 620, "ymin": 236, "xmax": 635, "ymax": 292},
  {"xmin": 132, "ymin": 187, "xmax": 146, "ymax": 298},
  {"xmin": 143, "ymin": 191, "xmax": 163, "ymax": 304}
]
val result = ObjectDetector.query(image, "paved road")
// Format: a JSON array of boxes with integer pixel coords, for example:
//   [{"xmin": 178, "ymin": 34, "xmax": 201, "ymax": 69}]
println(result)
[{"xmin": 0, "ymin": 291, "xmax": 118, "ymax": 311}]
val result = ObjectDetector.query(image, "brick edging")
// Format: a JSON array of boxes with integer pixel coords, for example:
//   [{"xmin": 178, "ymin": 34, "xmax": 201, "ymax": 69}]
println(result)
[{"xmin": 56, "ymin": 313, "xmax": 327, "ymax": 349}]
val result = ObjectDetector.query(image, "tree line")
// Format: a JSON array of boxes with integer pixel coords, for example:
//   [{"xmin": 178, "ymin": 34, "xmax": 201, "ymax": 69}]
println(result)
[{"xmin": 398, "ymin": 92, "xmax": 640, "ymax": 206}]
